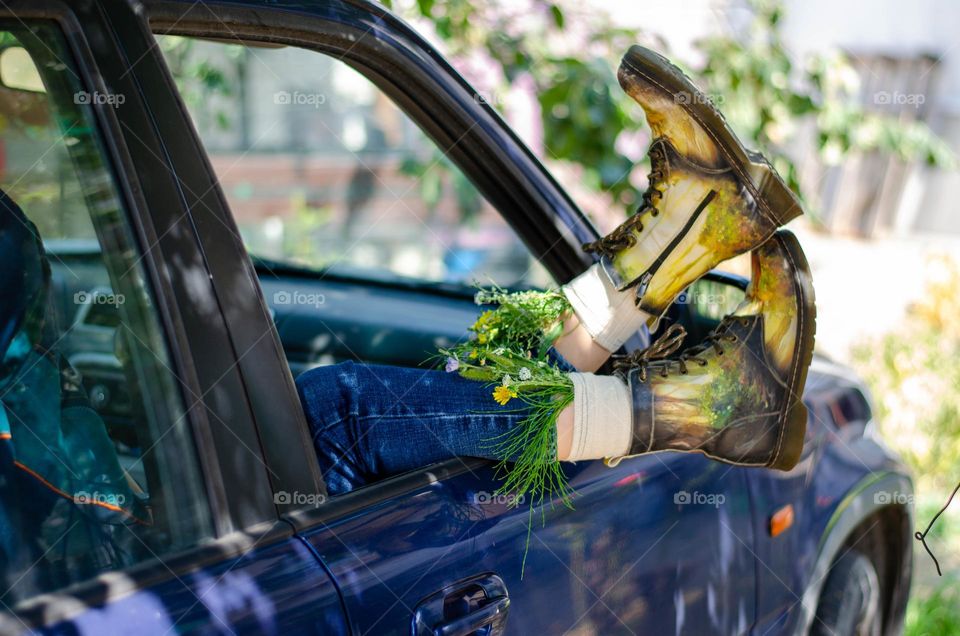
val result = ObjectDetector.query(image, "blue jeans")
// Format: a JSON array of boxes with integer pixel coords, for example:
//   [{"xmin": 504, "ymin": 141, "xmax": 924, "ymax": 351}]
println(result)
[{"xmin": 297, "ymin": 354, "xmax": 575, "ymax": 496}]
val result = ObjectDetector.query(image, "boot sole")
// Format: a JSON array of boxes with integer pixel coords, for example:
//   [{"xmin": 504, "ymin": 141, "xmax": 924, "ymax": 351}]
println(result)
[
  {"xmin": 620, "ymin": 46, "xmax": 804, "ymax": 228},
  {"xmin": 765, "ymin": 229, "xmax": 817, "ymax": 471}
]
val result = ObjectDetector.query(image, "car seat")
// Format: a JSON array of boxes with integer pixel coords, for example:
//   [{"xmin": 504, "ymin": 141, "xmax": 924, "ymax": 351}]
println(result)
[{"xmin": 0, "ymin": 189, "xmax": 147, "ymax": 602}]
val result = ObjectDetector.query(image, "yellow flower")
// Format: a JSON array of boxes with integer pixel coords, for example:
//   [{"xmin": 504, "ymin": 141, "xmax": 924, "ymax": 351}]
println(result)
[
  {"xmin": 493, "ymin": 385, "xmax": 518, "ymax": 406},
  {"xmin": 473, "ymin": 310, "xmax": 494, "ymax": 330}
]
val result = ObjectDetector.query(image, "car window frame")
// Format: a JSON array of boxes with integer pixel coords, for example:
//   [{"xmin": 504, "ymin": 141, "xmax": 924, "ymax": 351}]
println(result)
[
  {"xmin": 141, "ymin": 0, "xmax": 603, "ymax": 519},
  {"xmin": 0, "ymin": 0, "xmax": 298, "ymax": 625}
]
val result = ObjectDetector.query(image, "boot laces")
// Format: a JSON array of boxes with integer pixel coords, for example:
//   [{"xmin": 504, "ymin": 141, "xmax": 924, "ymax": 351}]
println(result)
[
  {"xmin": 615, "ymin": 317, "xmax": 743, "ymax": 381},
  {"xmin": 582, "ymin": 140, "xmax": 669, "ymax": 258},
  {"xmin": 612, "ymin": 323, "xmax": 686, "ymax": 378}
]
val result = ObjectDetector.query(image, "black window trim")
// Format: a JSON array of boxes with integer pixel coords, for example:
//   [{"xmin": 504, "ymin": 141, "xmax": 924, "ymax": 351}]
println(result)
[
  {"xmin": 80, "ymin": 0, "xmax": 285, "ymax": 531},
  {"xmin": 102, "ymin": 0, "xmax": 329, "ymax": 518}
]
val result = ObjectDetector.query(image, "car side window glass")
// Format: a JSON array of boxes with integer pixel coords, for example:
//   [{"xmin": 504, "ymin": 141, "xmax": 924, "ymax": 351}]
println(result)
[
  {"xmin": 157, "ymin": 36, "xmax": 552, "ymax": 289},
  {"xmin": 0, "ymin": 22, "xmax": 212, "ymax": 605}
]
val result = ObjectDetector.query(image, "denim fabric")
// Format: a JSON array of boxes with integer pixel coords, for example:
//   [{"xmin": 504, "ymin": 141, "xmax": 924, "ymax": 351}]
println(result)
[{"xmin": 297, "ymin": 351, "xmax": 577, "ymax": 496}]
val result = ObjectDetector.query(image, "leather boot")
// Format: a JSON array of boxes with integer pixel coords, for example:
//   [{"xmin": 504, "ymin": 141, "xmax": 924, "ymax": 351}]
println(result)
[
  {"xmin": 610, "ymin": 229, "xmax": 815, "ymax": 470},
  {"xmin": 583, "ymin": 46, "xmax": 804, "ymax": 325}
]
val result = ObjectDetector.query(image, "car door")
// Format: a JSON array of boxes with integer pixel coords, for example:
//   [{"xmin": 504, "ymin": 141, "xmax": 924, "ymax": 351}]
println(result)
[
  {"xmin": 140, "ymin": 1, "xmax": 761, "ymax": 634},
  {"xmin": 0, "ymin": 2, "xmax": 346, "ymax": 633}
]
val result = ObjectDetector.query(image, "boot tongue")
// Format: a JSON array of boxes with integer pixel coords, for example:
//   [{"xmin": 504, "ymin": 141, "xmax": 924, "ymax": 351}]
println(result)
[{"xmin": 677, "ymin": 316, "xmax": 740, "ymax": 360}]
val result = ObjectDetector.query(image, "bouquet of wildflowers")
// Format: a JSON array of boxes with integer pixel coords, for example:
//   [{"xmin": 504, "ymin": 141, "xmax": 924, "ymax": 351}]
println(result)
[{"xmin": 439, "ymin": 287, "xmax": 577, "ymax": 515}]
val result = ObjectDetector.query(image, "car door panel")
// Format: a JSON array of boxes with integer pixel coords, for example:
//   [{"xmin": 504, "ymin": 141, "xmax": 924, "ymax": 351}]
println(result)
[
  {"xmin": 30, "ymin": 533, "xmax": 347, "ymax": 635},
  {"xmin": 295, "ymin": 455, "xmax": 755, "ymax": 634}
]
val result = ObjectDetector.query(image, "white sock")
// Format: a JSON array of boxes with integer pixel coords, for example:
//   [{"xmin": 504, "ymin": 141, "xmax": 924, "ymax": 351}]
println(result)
[
  {"xmin": 562, "ymin": 263, "xmax": 650, "ymax": 352},
  {"xmin": 566, "ymin": 373, "xmax": 633, "ymax": 461}
]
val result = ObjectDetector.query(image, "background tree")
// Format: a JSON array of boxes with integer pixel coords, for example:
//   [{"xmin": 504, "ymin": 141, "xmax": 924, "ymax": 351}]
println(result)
[{"xmin": 384, "ymin": 0, "xmax": 953, "ymax": 222}]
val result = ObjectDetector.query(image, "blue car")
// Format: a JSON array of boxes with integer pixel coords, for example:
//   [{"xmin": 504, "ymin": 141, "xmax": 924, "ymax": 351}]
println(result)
[{"xmin": 0, "ymin": 0, "xmax": 912, "ymax": 634}]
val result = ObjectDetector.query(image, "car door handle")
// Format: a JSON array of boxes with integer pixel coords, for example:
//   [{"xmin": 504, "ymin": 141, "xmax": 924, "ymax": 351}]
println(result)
[
  {"xmin": 433, "ymin": 596, "xmax": 510, "ymax": 636},
  {"xmin": 412, "ymin": 573, "xmax": 510, "ymax": 636}
]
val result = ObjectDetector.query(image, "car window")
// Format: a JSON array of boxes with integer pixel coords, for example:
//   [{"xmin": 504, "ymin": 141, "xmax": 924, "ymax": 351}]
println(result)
[
  {"xmin": 0, "ymin": 22, "xmax": 212, "ymax": 605},
  {"xmin": 157, "ymin": 36, "xmax": 552, "ymax": 289}
]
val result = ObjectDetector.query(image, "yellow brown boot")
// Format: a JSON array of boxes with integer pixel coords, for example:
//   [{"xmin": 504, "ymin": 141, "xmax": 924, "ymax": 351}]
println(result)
[
  {"xmin": 583, "ymin": 45, "xmax": 803, "ymax": 325},
  {"xmin": 609, "ymin": 230, "xmax": 816, "ymax": 471}
]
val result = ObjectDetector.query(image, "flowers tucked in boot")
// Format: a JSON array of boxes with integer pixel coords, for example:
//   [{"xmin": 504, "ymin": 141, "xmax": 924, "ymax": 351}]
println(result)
[
  {"xmin": 573, "ymin": 45, "xmax": 804, "ymax": 330},
  {"xmin": 608, "ymin": 229, "xmax": 816, "ymax": 470}
]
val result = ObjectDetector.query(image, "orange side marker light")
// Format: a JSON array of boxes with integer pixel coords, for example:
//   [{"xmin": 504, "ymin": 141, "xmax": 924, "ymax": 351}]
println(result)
[{"xmin": 770, "ymin": 504, "xmax": 794, "ymax": 537}]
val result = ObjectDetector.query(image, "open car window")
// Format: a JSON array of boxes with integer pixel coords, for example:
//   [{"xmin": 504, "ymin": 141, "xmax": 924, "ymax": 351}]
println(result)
[{"xmin": 157, "ymin": 35, "xmax": 553, "ymax": 291}]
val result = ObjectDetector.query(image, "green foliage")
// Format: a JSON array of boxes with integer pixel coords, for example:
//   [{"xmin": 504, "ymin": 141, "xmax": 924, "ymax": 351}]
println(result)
[
  {"xmin": 852, "ymin": 254, "xmax": 960, "ymax": 493},
  {"xmin": 385, "ymin": 0, "xmax": 953, "ymax": 219},
  {"xmin": 383, "ymin": 0, "xmax": 644, "ymax": 208},
  {"xmin": 158, "ymin": 35, "xmax": 241, "ymax": 128},
  {"xmin": 399, "ymin": 149, "xmax": 483, "ymax": 224},
  {"xmin": 538, "ymin": 57, "xmax": 638, "ymax": 202},
  {"xmin": 697, "ymin": 0, "xmax": 954, "ymax": 200},
  {"xmin": 906, "ymin": 576, "xmax": 960, "ymax": 636},
  {"xmin": 471, "ymin": 287, "xmax": 569, "ymax": 353},
  {"xmin": 280, "ymin": 192, "xmax": 333, "ymax": 266}
]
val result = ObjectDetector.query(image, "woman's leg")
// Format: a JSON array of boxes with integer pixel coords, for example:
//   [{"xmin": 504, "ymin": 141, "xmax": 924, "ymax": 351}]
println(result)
[
  {"xmin": 550, "ymin": 313, "xmax": 614, "ymax": 373},
  {"xmin": 298, "ymin": 361, "xmax": 539, "ymax": 495},
  {"xmin": 300, "ymin": 230, "xmax": 813, "ymax": 496}
]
